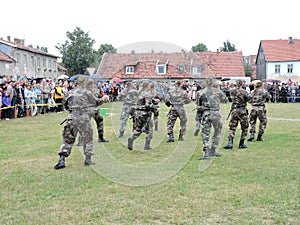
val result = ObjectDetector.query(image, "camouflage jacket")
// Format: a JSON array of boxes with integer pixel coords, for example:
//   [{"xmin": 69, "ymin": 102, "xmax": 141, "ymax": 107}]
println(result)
[
  {"xmin": 119, "ymin": 87, "xmax": 138, "ymax": 105},
  {"xmin": 196, "ymin": 87, "xmax": 226, "ymax": 111},
  {"xmin": 230, "ymin": 87, "xmax": 251, "ymax": 108},
  {"xmin": 165, "ymin": 87, "xmax": 191, "ymax": 106},
  {"xmin": 250, "ymin": 87, "xmax": 271, "ymax": 106},
  {"xmin": 64, "ymin": 86, "xmax": 101, "ymax": 111}
]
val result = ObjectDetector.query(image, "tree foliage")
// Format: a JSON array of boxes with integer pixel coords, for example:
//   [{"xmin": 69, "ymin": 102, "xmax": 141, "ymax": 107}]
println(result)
[
  {"xmin": 56, "ymin": 27, "xmax": 96, "ymax": 75},
  {"xmin": 91, "ymin": 44, "xmax": 117, "ymax": 67},
  {"xmin": 220, "ymin": 40, "xmax": 237, "ymax": 52},
  {"xmin": 244, "ymin": 64, "xmax": 254, "ymax": 78},
  {"xmin": 191, "ymin": 43, "xmax": 208, "ymax": 52}
]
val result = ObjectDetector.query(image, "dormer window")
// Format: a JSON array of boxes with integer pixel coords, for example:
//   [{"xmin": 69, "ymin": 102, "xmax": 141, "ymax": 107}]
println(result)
[
  {"xmin": 156, "ymin": 64, "xmax": 166, "ymax": 74},
  {"xmin": 178, "ymin": 65, "xmax": 185, "ymax": 72},
  {"xmin": 191, "ymin": 66, "xmax": 201, "ymax": 75},
  {"xmin": 126, "ymin": 66, "xmax": 135, "ymax": 74}
]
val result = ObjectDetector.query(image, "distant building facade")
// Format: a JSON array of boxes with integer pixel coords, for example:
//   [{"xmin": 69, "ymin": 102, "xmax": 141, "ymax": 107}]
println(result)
[
  {"xmin": 0, "ymin": 36, "xmax": 60, "ymax": 81},
  {"xmin": 256, "ymin": 37, "xmax": 300, "ymax": 83}
]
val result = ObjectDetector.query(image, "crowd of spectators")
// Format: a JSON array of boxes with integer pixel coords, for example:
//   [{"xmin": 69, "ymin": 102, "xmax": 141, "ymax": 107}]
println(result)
[{"xmin": 1, "ymin": 75, "xmax": 300, "ymax": 121}]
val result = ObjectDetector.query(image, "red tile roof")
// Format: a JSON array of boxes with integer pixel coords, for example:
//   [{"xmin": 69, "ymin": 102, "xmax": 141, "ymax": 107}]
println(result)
[
  {"xmin": 0, "ymin": 39, "xmax": 58, "ymax": 58},
  {"xmin": 97, "ymin": 51, "xmax": 245, "ymax": 79},
  {"xmin": 0, "ymin": 51, "xmax": 15, "ymax": 62},
  {"xmin": 260, "ymin": 38, "xmax": 300, "ymax": 61},
  {"xmin": 57, "ymin": 64, "xmax": 67, "ymax": 71}
]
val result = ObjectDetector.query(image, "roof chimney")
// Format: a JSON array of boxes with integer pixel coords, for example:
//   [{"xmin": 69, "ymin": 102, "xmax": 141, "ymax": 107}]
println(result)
[
  {"xmin": 288, "ymin": 37, "xmax": 293, "ymax": 44},
  {"xmin": 7, "ymin": 36, "xmax": 11, "ymax": 42},
  {"xmin": 131, "ymin": 50, "xmax": 135, "ymax": 54}
]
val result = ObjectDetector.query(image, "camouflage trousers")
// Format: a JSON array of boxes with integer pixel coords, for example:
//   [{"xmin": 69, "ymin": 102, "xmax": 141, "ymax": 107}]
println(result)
[
  {"xmin": 93, "ymin": 111, "xmax": 104, "ymax": 136},
  {"xmin": 201, "ymin": 110, "xmax": 223, "ymax": 149},
  {"xmin": 249, "ymin": 107, "xmax": 267, "ymax": 135},
  {"xmin": 195, "ymin": 111, "xmax": 201, "ymax": 131},
  {"xmin": 167, "ymin": 106, "xmax": 187, "ymax": 135},
  {"xmin": 131, "ymin": 110, "xmax": 153, "ymax": 141},
  {"xmin": 228, "ymin": 108, "xmax": 249, "ymax": 139},
  {"xmin": 119, "ymin": 104, "xmax": 135, "ymax": 133},
  {"xmin": 58, "ymin": 113, "xmax": 94, "ymax": 157}
]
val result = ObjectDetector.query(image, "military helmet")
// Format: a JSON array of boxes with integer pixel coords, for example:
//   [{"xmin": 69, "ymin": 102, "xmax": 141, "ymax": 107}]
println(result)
[
  {"xmin": 205, "ymin": 77, "xmax": 214, "ymax": 87},
  {"xmin": 255, "ymin": 81, "xmax": 262, "ymax": 88},
  {"xmin": 86, "ymin": 78, "xmax": 94, "ymax": 87},
  {"xmin": 126, "ymin": 81, "xmax": 132, "ymax": 87},
  {"xmin": 175, "ymin": 80, "xmax": 182, "ymax": 87},
  {"xmin": 236, "ymin": 79, "xmax": 243, "ymax": 87},
  {"xmin": 75, "ymin": 75, "xmax": 86, "ymax": 86},
  {"xmin": 142, "ymin": 81, "xmax": 150, "ymax": 88}
]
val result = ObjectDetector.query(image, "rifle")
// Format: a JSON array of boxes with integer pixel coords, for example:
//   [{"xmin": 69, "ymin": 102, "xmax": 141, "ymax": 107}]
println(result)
[
  {"xmin": 226, "ymin": 108, "xmax": 233, "ymax": 120},
  {"xmin": 60, "ymin": 118, "xmax": 67, "ymax": 125}
]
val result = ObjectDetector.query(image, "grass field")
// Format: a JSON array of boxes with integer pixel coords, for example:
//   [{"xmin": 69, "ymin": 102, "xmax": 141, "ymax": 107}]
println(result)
[{"xmin": 0, "ymin": 102, "xmax": 299, "ymax": 225}]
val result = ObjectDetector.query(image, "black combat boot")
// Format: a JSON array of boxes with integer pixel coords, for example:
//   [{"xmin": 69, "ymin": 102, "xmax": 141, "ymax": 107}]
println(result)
[
  {"xmin": 166, "ymin": 133, "xmax": 175, "ymax": 142},
  {"xmin": 84, "ymin": 155, "xmax": 95, "ymax": 166},
  {"xmin": 144, "ymin": 137, "xmax": 152, "ymax": 150},
  {"xmin": 198, "ymin": 147, "xmax": 210, "ymax": 160},
  {"xmin": 54, "ymin": 155, "xmax": 66, "ymax": 170},
  {"xmin": 178, "ymin": 130, "xmax": 184, "ymax": 141},
  {"xmin": 77, "ymin": 136, "xmax": 83, "ymax": 146},
  {"xmin": 257, "ymin": 134, "xmax": 263, "ymax": 141},
  {"xmin": 128, "ymin": 137, "xmax": 134, "ymax": 150},
  {"xmin": 210, "ymin": 146, "xmax": 222, "ymax": 157},
  {"xmin": 118, "ymin": 131, "xmax": 124, "ymax": 138},
  {"xmin": 239, "ymin": 139, "xmax": 248, "ymax": 148},
  {"xmin": 98, "ymin": 134, "xmax": 109, "ymax": 142},
  {"xmin": 223, "ymin": 137, "xmax": 234, "ymax": 149},
  {"xmin": 154, "ymin": 120, "xmax": 158, "ymax": 131},
  {"xmin": 194, "ymin": 129, "xmax": 200, "ymax": 137},
  {"xmin": 247, "ymin": 132, "xmax": 255, "ymax": 142}
]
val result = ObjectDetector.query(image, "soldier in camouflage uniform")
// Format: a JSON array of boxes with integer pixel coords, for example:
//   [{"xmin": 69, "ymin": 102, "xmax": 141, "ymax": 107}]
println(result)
[
  {"xmin": 247, "ymin": 81, "xmax": 271, "ymax": 142},
  {"xmin": 54, "ymin": 76, "xmax": 103, "ymax": 169},
  {"xmin": 197, "ymin": 77, "xmax": 227, "ymax": 160},
  {"xmin": 76, "ymin": 79, "xmax": 108, "ymax": 145},
  {"xmin": 128, "ymin": 82, "xmax": 157, "ymax": 150},
  {"xmin": 150, "ymin": 82, "xmax": 161, "ymax": 131},
  {"xmin": 224, "ymin": 80, "xmax": 252, "ymax": 149},
  {"xmin": 118, "ymin": 81, "xmax": 138, "ymax": 138},
  {"xmin": 86, "ymin": 78, "xmax": 108, "ymax": 142},
  {"xmin": 165, "ymin": 80, "xmax": 191, "ymax": 142}
]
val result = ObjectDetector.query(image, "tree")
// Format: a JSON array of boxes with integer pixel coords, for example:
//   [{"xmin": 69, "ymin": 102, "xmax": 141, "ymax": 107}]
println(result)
[
  {"xmin": 56, "ymin": 27, "xmax": 96, "ymax": 75},
  {"xmin": 244, "ymin": 64, "xmax": 254, "ymax": 79},
  {"xmin": 220, "ymin": 40, "xmax": 237, "ymax": 52},
  {"xmin": 91, "ymin": 44, "xmax": 116, "ymax": 67},
  {"xmin": 191, "ymin": 43, "xmax": 208, "ymax": 52}
]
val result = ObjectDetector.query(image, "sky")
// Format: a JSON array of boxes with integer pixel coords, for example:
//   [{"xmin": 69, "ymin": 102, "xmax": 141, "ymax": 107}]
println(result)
[{"xmin": 1, "ymin": 0, "xmax": 300, "ymax": 57}]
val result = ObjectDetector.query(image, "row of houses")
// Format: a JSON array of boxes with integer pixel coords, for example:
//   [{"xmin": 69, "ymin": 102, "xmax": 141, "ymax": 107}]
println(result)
[
  {"xmin": 0, "ymin": 36, "xmax": 67, "ymax": 82},
  {"xmin": 1, "ymin": 36, "xmax": 300, "ymax": 84}
]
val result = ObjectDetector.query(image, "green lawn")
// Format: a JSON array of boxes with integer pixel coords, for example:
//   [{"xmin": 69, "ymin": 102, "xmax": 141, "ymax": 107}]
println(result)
[{"xmin": 0, "ymin": 102, "xmax": 299, "ymax": 225}]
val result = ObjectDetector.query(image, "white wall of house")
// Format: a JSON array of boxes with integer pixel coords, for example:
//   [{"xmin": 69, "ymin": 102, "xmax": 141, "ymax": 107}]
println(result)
[{"xmin": 266, "ymin": 61, "xmax": 300, "ymax": 82}]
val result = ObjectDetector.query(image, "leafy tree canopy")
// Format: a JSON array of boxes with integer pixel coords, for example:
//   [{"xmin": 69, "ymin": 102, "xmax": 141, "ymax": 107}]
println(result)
[
  {"xmin": 56, "ymin": 27, "xmax": 96, "ymax": 75},
  {"xmin": 91, "ymin": 44, "xmax": 117, "ymax": 67},
  {"xmin": 220, "ymin": 40, "xmax": 237, "ymax": 52},
  {"xmin": 191, "ymin": 43, "xmax": 208, "ymax": 52}
]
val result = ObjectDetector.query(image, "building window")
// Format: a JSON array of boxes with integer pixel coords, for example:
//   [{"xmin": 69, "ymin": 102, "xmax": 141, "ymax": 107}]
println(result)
[
  {"xmin": 15, "ymin": 53, "xmax": 20, "ymax": 65},
  {"xmin": 30, "ymin": 56, "xmax": 34, "ymax": 67},
  {"xmin": 48, "ymin": 59, "xmax": 52, "ymax": 69},
  {"xmin": 43, "ymin": 58, "xmax": 46, "ymax": 68},
  {"xmin": 23, "ymin": 54, "xmax": 27, "ymax": 67},
  {"xmin": 191, "ymin": 66, "xmax": 201, "ymax": 75},
  {"xmin": 275, "ymin": 65, "xmax": 280, "ymax": 73},
  {"xmin": 53, "ymin": 60, "xmax": 57, "ymax": 71},
  {"xmin": 178, "ymin": 65, "xmax": 185, "ymax": 72},
  {"xmin": 156, "ymin": 64, "xmax": 166, "ymax": 74},
  {"xmin": 288, "ymin": 64, "xmax": 293, "ymax": 73},
  {"xmin": 125, "ymin": 66, "xmax": 135, "ymax": 74},
  {"xmin": 37, "ymin": 57, "xmax": 41, "ymax": 68}
]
